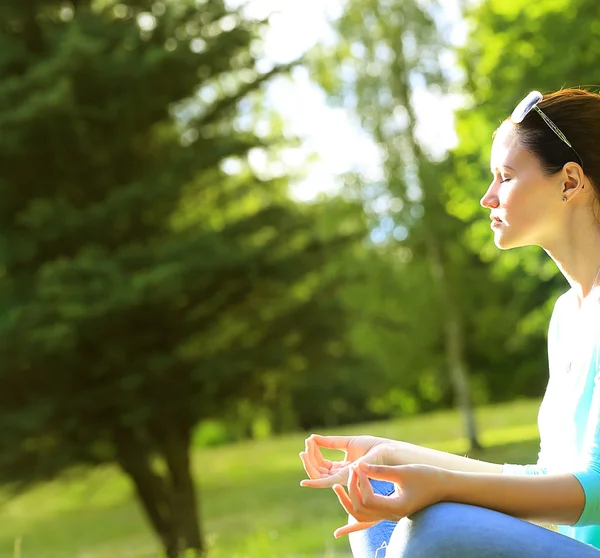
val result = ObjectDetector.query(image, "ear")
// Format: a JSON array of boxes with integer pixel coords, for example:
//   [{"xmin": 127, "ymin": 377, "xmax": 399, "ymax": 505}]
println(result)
[{"xmin": 562, "ymin": 162, "xmax": 586, "ymax": 199}]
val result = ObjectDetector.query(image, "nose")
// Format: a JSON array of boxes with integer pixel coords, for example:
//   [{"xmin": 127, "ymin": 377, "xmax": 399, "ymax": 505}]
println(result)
[{"xmin": 480, "ymin": 180, "xmax": 499, "ymax": 209}]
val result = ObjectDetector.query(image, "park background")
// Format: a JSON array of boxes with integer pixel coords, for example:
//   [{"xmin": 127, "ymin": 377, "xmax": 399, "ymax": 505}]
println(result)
[{"xmin": 0, "ymin": 0, "xmax": 597, "ymax": 556}]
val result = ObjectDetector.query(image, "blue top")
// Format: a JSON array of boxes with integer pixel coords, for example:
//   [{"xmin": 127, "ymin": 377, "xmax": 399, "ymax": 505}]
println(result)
[{"xmin": 503, "ymin": 290, "xmax": 600, "ymax": 547}]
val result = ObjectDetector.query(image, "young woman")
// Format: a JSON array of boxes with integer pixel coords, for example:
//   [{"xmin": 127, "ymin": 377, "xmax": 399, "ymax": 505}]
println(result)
[{"xmin": 299, "ymin": 89, "xmax": 600, "ymax": 557}]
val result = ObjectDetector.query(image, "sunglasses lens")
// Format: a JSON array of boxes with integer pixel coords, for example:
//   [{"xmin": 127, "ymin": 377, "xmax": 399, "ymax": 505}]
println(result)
[{"xmin": 511, "ymin": 91, "xmax": 543, "ymax": 123}]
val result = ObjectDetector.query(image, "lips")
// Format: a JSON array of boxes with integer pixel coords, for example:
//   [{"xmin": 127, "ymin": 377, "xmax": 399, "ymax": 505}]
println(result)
[{"xmin": 490, "ymin": 216, "xmax": 504, "ymax": 229}]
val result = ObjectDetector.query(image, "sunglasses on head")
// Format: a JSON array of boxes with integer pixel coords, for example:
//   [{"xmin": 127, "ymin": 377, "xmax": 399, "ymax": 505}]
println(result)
[{"xmin": 511, "ymin": 90, "xmax": 583, "ymax": 167}]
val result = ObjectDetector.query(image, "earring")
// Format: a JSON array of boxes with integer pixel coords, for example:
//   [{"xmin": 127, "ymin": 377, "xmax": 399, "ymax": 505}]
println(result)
[{"xmin": 563, "ymin": 196, "xmax": 567, "ymax": 202}]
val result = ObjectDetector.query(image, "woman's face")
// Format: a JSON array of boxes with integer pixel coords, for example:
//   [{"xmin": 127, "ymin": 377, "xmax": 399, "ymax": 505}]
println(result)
[{"xmin": 480, "ymin": 122, "xmax": 564, "ymax": 250}]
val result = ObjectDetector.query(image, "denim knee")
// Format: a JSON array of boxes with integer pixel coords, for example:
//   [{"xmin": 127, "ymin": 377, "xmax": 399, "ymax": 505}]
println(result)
[
  {"xmin": 386, "ymin": 503, "xmax": 482, "ymax": 558},
  {"xmin": 385, "ymin": 502, "xmax": 600, "ymax": 558}
]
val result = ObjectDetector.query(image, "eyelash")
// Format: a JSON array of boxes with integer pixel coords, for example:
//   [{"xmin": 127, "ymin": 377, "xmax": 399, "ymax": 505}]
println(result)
[{"xmin": 500, "ymin": 177, "xmax": 511, "ymax": 183}]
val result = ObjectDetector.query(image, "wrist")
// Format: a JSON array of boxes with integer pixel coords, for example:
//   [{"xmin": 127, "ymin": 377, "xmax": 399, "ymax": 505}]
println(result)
[
  {"xmin": 384, "ymin": 440, "xmax": 412, "ymax": 466},
  {"xmin": 405, "ymin": 464, "xmax": 454, "ymax": 504},
  {"xmin": 438, "ymin": 468, "xmax": 459, "ymax": 502}
]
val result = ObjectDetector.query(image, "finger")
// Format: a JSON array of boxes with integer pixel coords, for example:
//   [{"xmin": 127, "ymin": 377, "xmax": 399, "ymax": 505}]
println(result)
[
  {"xmin": 309, "ymin": 434, "xmax": 352, "ymax": 451},
  {"xmin": 333, "ymin": 484, "xmax": 373, "ymax": 522},
  {"xmin": 348, "ymin": 466, "xmax": 364, "ymax": 512},
  {"xmin": 332, "ymin": 484, "xmax": 359, "ymax": 518},
  {"xmin": 299, "ymin": 451, "xmax": 320, "ymax": 479},
  {"xmin": 307, "ymin": 437, "xmax": 330, "ymax": 474},
  {"xmin": 334, "ymin": 520, "xmax": 380, "ymax": 538},
  {"xmin": 299, "ymin": 452, "xmax": 320, "ymax": 479},
  {"xmin": 358, "ymin": 462, "xmax": 401, "ymax": 483},
  {"xmin": 357, "ymin": 466, "xmax": 375, "ymax": 505},
  {"xmin": 300, "ymin": 472, "xmax": 346, "ymax": 488},
  {"xmin": 356, "ymin": 464, "xmax": 406, "ymax": 516},
  {"xmin": 307, "ymin": 436, "xmax": 319, "ymax": 462},
  {"xmin": 332, "ymin": 484, "xmax": 376, "ymax": 522}
]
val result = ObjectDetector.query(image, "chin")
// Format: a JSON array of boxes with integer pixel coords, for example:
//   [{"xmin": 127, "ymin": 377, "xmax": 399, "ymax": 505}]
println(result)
[{"xmin": 493, "ymin": 230, "xmax": 532, "ymax": 251}]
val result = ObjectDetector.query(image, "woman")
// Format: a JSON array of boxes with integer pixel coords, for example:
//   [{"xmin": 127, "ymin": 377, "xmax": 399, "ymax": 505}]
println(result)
[{"xmin": 299, "ymin": 89, "xmax": 600, "ymax": 557}]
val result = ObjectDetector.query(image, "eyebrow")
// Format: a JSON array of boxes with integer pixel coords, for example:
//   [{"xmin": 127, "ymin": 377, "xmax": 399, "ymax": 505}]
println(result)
[{"xmin": 490, "ymin": 164, "xmax": 516, "ymax": 174}]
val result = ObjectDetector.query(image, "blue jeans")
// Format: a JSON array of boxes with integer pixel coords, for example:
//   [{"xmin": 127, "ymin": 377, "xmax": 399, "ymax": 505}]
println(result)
[{"xmin": 348, "ymin": 480, "xmax": 600, "ymax": 557}]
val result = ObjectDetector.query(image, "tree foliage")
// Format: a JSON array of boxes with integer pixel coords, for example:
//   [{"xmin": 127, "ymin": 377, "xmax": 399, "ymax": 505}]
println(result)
[
  {"xmin": 5, "ymin": 0, "xmax": 600, "ymax": 552},
  {"xmin": 0, "ymin": 0, "xmax": 369, "ymax": 555},
  {"xmin": 307, "ymin": 0, "xmax": 490, "ymax": 450}
]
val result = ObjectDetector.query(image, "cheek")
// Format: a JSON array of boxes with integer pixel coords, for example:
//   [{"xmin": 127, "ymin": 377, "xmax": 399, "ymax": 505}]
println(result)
[
  {"xmin": 498, "ymin": 182, "xmax": 519, "ymax": 208},
  {"xmin": 502, "ymin": 181, "xmax": 548, "ymax": 228},
  {"xmin": 498, "ymin": 182, "xmax": 535, "ymax": 226}
]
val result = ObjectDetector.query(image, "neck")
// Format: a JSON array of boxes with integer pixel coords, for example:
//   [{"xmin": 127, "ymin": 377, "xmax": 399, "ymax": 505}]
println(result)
[{"xmin": 544, "ymin": 214, "xmax": 600, "ymax": 307}]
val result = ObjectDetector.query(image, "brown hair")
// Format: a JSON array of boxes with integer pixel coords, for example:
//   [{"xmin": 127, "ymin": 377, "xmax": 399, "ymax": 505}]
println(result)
[{"xmin": 509, "ymin": 88, "xmax": 600, "ymax": 205}]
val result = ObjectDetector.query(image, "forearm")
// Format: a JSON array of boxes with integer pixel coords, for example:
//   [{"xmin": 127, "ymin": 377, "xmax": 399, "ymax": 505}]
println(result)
[
  {"xmin": 441, "ymin": 470, "xmax": 585, "ymax": 526},
  {"xmin": 385, "ymin": 441, "xmax": 503, "ymax": 474}
]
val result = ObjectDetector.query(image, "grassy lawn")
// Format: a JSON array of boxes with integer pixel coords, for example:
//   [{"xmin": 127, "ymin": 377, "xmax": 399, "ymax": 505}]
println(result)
[{"xmin": 0, "ymin": 398, "xmax": 541, "ymax": 558}]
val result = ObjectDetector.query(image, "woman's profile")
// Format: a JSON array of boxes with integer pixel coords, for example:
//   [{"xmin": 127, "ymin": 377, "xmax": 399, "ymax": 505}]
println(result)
[{"xmin": 300, "ymin": 89, "xmax": 600, "ymax": 557}]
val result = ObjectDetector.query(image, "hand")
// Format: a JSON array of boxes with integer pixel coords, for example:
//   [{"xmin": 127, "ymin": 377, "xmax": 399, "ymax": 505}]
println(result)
[
  {"xmin": 331, "ymin": 461, "xmax": 446, "ymax": 538},
  {"xmin": 299, "ymin": 434, "xmax": 390, "ymax": 488}
]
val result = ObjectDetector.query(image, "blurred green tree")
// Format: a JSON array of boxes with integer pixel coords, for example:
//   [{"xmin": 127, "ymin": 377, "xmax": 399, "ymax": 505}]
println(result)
[
  {"xmin": 0, "ymin": 1, "xmax": 367, "ymax": 555},
  {"xmin": 310, "ymin": 0, "xmax": 484, "ymax": 449}
]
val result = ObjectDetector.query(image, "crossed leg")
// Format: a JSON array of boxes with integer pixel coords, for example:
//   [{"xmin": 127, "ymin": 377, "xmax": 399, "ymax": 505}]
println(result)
[{"xmin": 349, "ymin": 480, "xmax": 600, "ymax": 558}]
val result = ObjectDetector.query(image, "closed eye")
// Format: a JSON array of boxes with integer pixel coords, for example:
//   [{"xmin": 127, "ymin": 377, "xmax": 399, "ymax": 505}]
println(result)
[{"xmin": 490, "ymin": 170, "xmax": 512, "ymax": 183}]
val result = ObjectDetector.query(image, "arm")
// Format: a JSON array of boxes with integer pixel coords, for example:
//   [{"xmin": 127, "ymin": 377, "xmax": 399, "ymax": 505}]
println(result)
[
  {"xmin": 331, "ymin": 462, "xmax": 583, "ymax": 538},
  {"xmin": 441, "ymin": 470, "xmax": 585, "ymax": 526},
  {"xmin": 300, "ymin": 434, "xmax": 503, "ymax": 488},
  {"xmin": 300, "ymin": 435, "xmax": 509, "ymax": 488},
  {"xmin": 434, "ymin": 295, "xmax": 599, "ymax": 527},
  {"xmin": 385, "ymin": 440, "xmax": 503, "ymax": 473}
]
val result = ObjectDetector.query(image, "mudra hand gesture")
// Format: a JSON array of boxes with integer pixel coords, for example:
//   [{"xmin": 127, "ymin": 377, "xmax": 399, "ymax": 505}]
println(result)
[
  {"xmin": 299, "ymin": 434, "xmax": 392, "ymax": 488},
  {"xmin": 331, "ymin": 461, "xmax": 443, "ymax": 538}
]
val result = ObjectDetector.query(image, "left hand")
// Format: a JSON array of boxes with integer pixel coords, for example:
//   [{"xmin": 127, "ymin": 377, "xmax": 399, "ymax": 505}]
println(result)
[
  {"xmin": 332, "ymin": 461, "xmax": 447, "ymax": 538},
  {"xmin": 299, "ymin": 435, "xmax": 393, "ymax": 489}
]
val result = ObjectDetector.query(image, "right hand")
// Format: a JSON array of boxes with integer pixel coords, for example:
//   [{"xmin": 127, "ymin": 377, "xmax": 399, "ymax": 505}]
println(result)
[{"xmin": 299, "ymin": 434, "xmax": 392, "ymax": 488}]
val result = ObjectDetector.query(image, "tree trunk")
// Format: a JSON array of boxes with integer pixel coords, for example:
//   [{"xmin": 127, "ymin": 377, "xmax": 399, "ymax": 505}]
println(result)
[
  {"xmin": 443, "ymin": 303, "xmax": 482, "ymax": 451},
  {"xmin": 23, "ymin": 0, "xmax": 44, "ymax": 54},
  {"xmin": 158, "ymin": 424, "xmax": 204, "ymax": 556},
  {"xmin": 424, "ymin": 231, "xmax": 482, "ymax": 451},
  {"xmin": 114, "ymin": 422, "xmax": 203, "ymax": 558},
  {"xmin": 113, "ymin": 429, "xmax": 179, "ymax": 558},
  {"xmin": 72, "ymin": 0, "xmax": 92, "ymax": 9},
  {"xmin": 389, "ymin": 30, "xmax": 482, "ymax": 452}
]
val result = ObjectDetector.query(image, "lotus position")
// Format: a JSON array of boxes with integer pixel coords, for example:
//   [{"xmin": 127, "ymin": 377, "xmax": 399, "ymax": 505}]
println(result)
[{"xmin": 300, "ymin": 89, "xmax": 600, "ymax": 557}]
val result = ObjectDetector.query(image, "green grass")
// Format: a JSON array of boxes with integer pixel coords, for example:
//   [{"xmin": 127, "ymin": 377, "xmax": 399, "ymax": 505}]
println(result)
[{"xmin": 0, "ymin": 398, "xmax": 541, "ymax": 558}]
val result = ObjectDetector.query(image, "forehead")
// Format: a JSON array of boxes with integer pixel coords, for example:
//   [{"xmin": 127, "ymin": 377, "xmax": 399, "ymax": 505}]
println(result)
[{"xmin": 490, "ymin": 122, "xmax": 522, "ymax": 169}]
